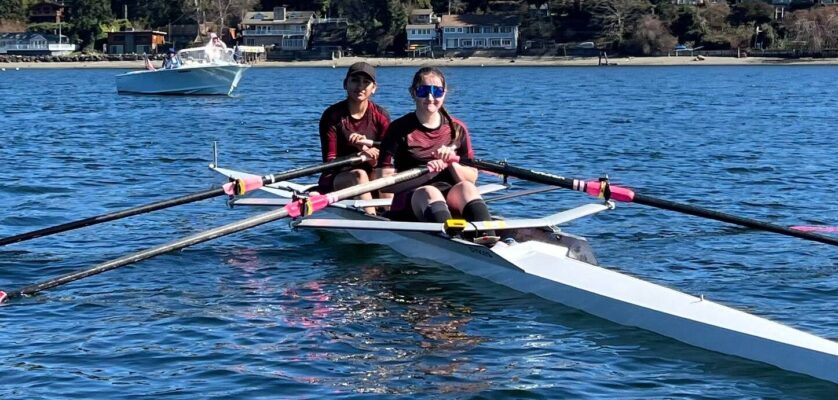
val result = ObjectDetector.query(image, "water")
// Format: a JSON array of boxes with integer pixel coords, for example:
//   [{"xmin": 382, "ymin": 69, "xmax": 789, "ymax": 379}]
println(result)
[{"xmin": 0, "ymin": 65, "xmax": 836, "ymax": 398}]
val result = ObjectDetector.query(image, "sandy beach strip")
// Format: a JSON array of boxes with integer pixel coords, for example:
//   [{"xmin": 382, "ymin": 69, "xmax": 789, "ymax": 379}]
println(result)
[{"xmin": 2, "ymin": 55, "xmax": 838, "ymax": 69}]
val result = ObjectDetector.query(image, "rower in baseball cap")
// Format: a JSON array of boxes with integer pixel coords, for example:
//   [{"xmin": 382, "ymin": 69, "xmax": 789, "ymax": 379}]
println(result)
[{"xmin": 344, "ymin": 61, "xmax": 376, "ymax": 83}]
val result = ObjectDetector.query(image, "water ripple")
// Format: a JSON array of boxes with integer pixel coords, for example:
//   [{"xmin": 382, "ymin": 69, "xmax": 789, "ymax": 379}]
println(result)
[{"xmin": 0, "ymin": 66, "xmax": 836, "ymax": 398}]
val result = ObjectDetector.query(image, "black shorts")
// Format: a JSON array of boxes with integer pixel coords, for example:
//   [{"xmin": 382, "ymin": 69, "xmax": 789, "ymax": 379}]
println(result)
[
  {"xmin": 317, "ymin": 164, "xmax": 375, "ymax": 193},
  {"xmin": 386, "ymin": 181, "xmax": 453, "ymax": 221}
]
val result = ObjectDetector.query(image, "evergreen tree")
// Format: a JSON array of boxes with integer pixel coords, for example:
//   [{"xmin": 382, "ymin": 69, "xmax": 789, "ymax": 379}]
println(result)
[
  {"xmin": 0, "ymin": 0, "xmax": 24, "ymax": 21},
  {"xmin": 67, "ymin": 0, "xmax": 113, "ymax": 50}
]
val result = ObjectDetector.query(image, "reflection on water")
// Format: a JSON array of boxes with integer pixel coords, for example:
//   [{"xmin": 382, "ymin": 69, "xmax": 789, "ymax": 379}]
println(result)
[{"xmin": 0, "ymin": 67, "xmax": 835, "ymax": 398}]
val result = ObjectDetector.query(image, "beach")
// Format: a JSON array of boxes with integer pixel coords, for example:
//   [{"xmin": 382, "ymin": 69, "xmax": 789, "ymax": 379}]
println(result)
[{"xmin": 3, "ymin": 55, "xmax": 838, "ymax": 69}]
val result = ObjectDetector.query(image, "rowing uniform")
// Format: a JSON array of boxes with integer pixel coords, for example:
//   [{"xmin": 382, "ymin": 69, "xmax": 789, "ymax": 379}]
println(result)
[
  {"xmin": 377, "ymin": 112, "xmax": 474, "ymax": 221},
  {"xmin": 317, "ymin": 99, "xmax": 390, "ymax": 192}
]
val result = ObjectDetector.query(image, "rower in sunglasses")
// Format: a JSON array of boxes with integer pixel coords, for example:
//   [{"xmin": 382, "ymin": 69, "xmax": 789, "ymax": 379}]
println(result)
[{"xmin": 377, "ymin": 66, "xmax": 496, "ymax": 244}]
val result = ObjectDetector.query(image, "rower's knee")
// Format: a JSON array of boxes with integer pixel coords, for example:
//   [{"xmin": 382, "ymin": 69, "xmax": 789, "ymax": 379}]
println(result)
[
  {"xmin": 447, "ymin": 182, "xmax": 481, "ymax": 212},
  {"xmin": 351, "ymin": 169, "xmax": 370, "ymax": 183}
]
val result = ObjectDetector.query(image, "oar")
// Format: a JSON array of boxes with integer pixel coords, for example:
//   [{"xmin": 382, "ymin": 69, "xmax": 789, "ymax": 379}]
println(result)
[
  {"xmin": 484, "ymin": 186, "xmax": 561, "ymax": 203},
  {"xmin": 0, "ymin": 154, "xmax": 368, "ymax": 247},
  {"xmin": 0, "ymin": 165, "xmax": 432, "ymax": 303},
  {"xmin": 462, "ymin": 158, "xmax": 838, "ymax": 247}
]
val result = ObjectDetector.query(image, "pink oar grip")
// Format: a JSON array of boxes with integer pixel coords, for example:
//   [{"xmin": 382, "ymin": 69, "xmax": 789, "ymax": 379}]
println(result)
[
  {"xmin": 222, "ymin": 176, "xmax": 264, "ymax": 195},
  {"xmin": 791, "ymin": 226, "xmax": 838, "ymax": 233},
  {"xmin": 285, "ymin": 194, "xmax": 337, "ymax": 218},
  {"xmin": 584, "ymin": 181, "xmax": 635, "ymax": 202}
]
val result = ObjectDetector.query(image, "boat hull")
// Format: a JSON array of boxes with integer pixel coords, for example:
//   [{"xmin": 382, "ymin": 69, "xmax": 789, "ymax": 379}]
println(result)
[
  {"xmin": 115, "ymin": 64, "xmax": 249, "ymax": 96},
  {"xmin": 315, "ymin": 206, "xmax": 838, "ymax": 384}
]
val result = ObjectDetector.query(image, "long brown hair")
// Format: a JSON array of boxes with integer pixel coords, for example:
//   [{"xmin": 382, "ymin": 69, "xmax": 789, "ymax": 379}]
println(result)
[{"xmin": 410, "ymin": 66, "xmax": 461, "ymax": 146}]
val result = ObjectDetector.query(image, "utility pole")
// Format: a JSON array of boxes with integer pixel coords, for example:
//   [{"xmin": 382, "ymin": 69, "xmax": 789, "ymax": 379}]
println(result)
[{"xmin": 57, "ymin": 2, "xmax": 62, "ymax": 43}]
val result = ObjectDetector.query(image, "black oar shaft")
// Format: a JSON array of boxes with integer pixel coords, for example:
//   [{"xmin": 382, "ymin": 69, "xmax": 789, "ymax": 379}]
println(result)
[
  {"xmin": 463, "ymin": 158, "xmax": 838, "ymax": 247},
  {"xmin": 262, "ymin": 154, "xmax": 365, "ymax": 185},
  {"xmin": 3, "ymin": 207, "xmax": 292, "ymax": 299},
  {"xmin": 1, "ymin": 166, "xmax": 430, "ymax": 301},
  {"xmin": 485, "ymin": 186, "xmax": 561, "ymax": 203},
  {"xmin": 0, "ymin": 155, "xmax": 366, "ymax": 247},
  {"xmin": 631, "ymin": 194, "xmax": 838, "ymax": 246},
  {"xmin": 0, "ymin": 188, "xmax": 223, "ymax": 246}
]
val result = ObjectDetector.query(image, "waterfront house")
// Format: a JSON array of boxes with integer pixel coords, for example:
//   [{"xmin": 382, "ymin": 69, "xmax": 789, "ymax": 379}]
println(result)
[
  {"xmin": 28, "ymin": 1, "xmax": 65, "ymax": 24},
  {"xmin": 241, "ymin": 7, "xmax": 315, "ymax": 50},
  {"xmin": 106, "ymin": 30, "xmax": 167, "ymax": 54},
  {"xmin": 439, "ymin": 14, "xmax": 519, "ymax": 56},
  {"xmin": 0, "ymin": 32, "xmax": 75, "ymax": 55},
  {"xmin": 406, "ymin": 9, "xmax": 438, "ymax": 56}
]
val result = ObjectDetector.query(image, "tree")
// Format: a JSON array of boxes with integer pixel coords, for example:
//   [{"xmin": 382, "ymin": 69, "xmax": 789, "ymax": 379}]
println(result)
[
  {"xmin": 670, "ymin": 6, "xmax": 703, "ymax": 43},
  {"xmin": 66, "ymin": 0, "xmax": 113, "ymax": 51},
  {"xmin": 624, "ymin": 14, "xmax": 676, "ymax": 55},
  {"xmin": 729, "ymin": 0, "xmax": 773, "ymax": 27},
  {"xmin": 786, "ymin": 7, "xmax": 838, "ymax": 51},
  {"xmin": 111, "ymin": 1, "xmax": 188, "ymax": 28},
  {"xmin": 0, "ymin": 0, "xmax": 24, "ymax": 22},
  {"xmin": 587, "ymin": 0, "xmax": 652, "ymax": 46},
  {"xmin": 185, "ymin": 0, "xmax": 258, "ymax": 32},
  {"xmin": 701, "ymin": 2, "xmax": 730, "ymax": 32}
]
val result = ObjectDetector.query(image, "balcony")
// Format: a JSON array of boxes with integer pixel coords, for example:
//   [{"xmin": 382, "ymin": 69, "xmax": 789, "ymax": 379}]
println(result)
[{"xmin": 243, "ymin": 29, "xmax": 305, "ymax": 36}]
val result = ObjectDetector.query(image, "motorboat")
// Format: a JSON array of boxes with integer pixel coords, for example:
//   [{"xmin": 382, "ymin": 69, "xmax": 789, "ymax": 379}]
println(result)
[{"xmin": 115, "ymin": 46, "xmax": 249, "ymax": 96}]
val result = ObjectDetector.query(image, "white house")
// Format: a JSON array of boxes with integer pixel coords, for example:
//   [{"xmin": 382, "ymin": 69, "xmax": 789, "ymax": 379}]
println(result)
[
  {"xmin": 406, "ymin": 9, "xmax": 438, "ymax": 48},
  {"xmin": 0, "ymin": 32, "xmax": 75, "ymax": 55},
  {"xmin": 439, "ymin": 14, "xmax": 518, "ymax": 51},
  {"xmin": 241, "ymin": 7, "xmax": 315, "ymax": 50}
]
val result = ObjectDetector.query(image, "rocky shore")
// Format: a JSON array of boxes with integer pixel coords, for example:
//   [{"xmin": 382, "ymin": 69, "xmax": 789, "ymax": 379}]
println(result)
[{"xmin": 3, "ymin": 54, "xmax": 838, "ymax": 69}]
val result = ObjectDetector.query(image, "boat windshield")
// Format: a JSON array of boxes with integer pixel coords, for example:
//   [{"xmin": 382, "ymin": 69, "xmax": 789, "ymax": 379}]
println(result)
[{"xmin": 177, "ymin": 46, "xmax": 237, "ymax": 66}]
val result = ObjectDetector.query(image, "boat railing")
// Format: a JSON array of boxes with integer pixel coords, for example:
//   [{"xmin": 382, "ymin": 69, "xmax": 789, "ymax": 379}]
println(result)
[{"xmin": 177, "ymin": 46, "xmax": 239, "ymax": 67}]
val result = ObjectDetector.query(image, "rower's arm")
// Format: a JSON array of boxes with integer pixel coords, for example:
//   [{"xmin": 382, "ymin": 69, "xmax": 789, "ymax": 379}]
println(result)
[{"xmin": 448, "ymin": 162, "xmax": 478, "ymax": 184}]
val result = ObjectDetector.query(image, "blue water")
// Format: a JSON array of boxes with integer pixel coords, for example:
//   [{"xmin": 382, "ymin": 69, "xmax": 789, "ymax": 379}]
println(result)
[{"xmin": 0, "ymin": 65, "xmax": 836, "ymax": 398}]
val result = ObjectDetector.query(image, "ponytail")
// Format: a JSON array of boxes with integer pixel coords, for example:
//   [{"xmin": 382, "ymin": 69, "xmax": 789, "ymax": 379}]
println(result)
[{"xmin": 438, "ymin": 106, "xmax": 461, "ymax": 146}]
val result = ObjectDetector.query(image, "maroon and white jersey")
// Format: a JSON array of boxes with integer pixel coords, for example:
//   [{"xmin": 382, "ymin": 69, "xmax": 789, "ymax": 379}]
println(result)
[
  {"xmin": 378, "ymin": 112, "xmax": 474, "ymax": 185},
  {"xmin": 318, "ymin": 99, "xmax": 390, "ymax": 162}
]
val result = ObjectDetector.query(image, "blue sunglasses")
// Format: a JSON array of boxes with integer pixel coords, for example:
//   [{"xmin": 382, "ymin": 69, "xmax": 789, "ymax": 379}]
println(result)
[{"xmin": 415, "ymin": 84, "xmax": 445, "ymax": 98}]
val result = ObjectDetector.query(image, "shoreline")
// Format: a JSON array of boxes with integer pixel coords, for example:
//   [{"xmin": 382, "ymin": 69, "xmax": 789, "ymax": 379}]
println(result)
[{"xmin": 3, "ymin": 55, "xmax": 838, "ymax": 69}]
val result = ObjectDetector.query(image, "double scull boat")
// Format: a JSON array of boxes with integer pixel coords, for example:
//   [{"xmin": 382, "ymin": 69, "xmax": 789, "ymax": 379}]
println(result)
[{"xmin": 211, "ymin": 164, "xmax": 838, "ymax": 384}]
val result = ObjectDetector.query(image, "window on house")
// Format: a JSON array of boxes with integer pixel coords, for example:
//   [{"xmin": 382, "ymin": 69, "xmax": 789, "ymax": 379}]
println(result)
[
  {"xmin": 502, "ymin": 39, "xmax": 512, "ymax": 47},
  {"xmin": 461, "ymin": 39, "xmax": 472, "ymax": 47}
]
